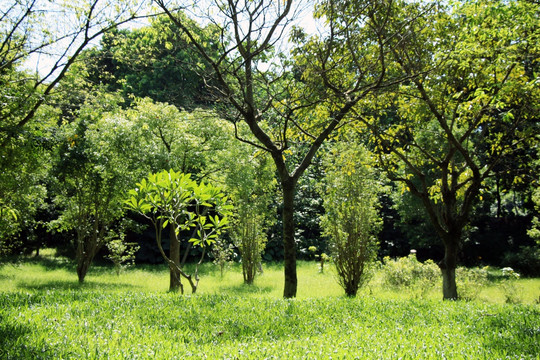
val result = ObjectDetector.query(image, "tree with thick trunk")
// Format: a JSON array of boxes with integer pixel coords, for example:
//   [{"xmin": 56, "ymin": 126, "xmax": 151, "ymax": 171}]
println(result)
[
  {"xmin": 155, "ymin": 0, "xmax": 397, "ymax": 297},
  {"xmin": 357, "ymin": 0, "xmax": 538, "ymax": 299}
]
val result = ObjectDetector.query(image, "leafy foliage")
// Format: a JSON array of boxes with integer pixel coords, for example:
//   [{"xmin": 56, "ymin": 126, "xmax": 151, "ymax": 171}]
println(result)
[
  {"xmin": 125, "ymin": 169, "xmax": 233, "ymax": 293},
  {"xmin": 50, "ymin": 92, "xmax": 141, "ymax": 283},
  {"xmin": 219, "ymin": 142, "xmax": 276, "ymax": 284},
  {"xmin": 320, "ymin": 143, "xmax": 383, "ymax": 296},
  {"xmin": 83, "ymin": 14, "xmax": 218, "ymax": 109},
  {"xmin": 362, "ymin": 0, "xmax": 539, "ymax": 299},
  {"xmin": 106, "ymin": 237, "xmax": 140, "ymax": 276}
]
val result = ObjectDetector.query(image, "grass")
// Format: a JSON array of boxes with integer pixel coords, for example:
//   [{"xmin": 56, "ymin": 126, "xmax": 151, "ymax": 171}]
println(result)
[{"xmin": 0, "ymin": 251, "xmax": 539, "ymax": 359}]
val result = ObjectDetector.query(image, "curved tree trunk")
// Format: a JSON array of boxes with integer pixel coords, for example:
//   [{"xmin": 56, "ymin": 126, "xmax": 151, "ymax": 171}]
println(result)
[
  {"xmin": 282, "ymin": 180, "xmax": 297, "ymax": 298},
  {"xmin": 76, "ymin": 234, "xmax": 97, "ymax": 284},
  {"xmin": 169, "ymin": 225, "xmax": 183, "ymax": 293}
]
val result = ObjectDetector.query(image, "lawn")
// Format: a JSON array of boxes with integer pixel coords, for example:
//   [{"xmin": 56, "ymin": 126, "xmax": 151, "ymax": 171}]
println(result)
[{"xmin": 0, "ymin": 252, "xmax": 539, "ymax": 359}]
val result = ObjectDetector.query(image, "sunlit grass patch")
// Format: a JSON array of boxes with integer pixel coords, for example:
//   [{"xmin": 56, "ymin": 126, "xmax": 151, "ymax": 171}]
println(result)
[{"xmin": 1, "ymin": 254, "xmax": 539, "ymax": 359}]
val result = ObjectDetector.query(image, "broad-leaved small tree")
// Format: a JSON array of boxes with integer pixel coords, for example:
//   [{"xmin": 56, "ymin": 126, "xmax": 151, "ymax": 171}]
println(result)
[{"xmin": 125, "ymin": 169, "xmax": 232, "ymax": 293}]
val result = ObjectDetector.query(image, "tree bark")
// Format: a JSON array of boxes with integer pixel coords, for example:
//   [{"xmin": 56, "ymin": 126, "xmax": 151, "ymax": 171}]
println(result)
[
  {"xmin": 77, "ymin": 259, "xmax": 90, "ymax": 283},
  {"xmin": 282, "ymin": 179, "xmax": 297, "ymax": 298},
  {"xmin": 76, "ymin": 234, "xmax": 94, "ymax": 284},
  {"xmin": 169, "ymin": 225, "xmax": 183, "ymax": 293},
  {"xmin": 439, "ymin": 241, "xmax": 458, "ymax": 300}
]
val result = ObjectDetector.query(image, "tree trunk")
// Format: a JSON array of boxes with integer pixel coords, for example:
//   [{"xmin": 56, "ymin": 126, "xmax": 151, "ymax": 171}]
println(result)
[
  {"xmin": 77, "ymin": 259, "xmax": 90, "ymax": 283},
  {"xmin": 439, "ymin": 241, "xmax": 458, "ymax": 300},
  {"xmin": 169, "ymin": 225, "xmax": 183, "ymax": 293},
  {"xmin": 76, "ymin": 235, "xmax": 93, "ymax": 284},
  {"xmin": 496, "ymin": 177, "xmax": 502, "ymax": 218},
  {"xmin": 282, "ymin": 179, "xmax": 297, "ymax": 298}
]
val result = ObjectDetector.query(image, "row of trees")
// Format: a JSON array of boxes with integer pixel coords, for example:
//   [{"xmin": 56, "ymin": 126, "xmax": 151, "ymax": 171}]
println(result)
[{"xmin": 1, "ymin": 0, "xmax": 538, "ymax": 299}]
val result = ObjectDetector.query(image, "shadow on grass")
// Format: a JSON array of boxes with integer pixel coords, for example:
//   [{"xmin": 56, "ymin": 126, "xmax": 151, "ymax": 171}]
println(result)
[
  {"xmin": 17, "ymin": 279, "xmax": 140, "ymax": 292},
  {"xmin": 220, "ymin": 283, "xmax": 273, "ymax": 296},
  {"xmin": 0, "ymin": 254, "xmax": 75, "ymax": 271}
]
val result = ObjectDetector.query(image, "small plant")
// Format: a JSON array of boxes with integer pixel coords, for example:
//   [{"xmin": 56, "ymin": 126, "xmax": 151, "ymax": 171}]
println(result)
[
  {"xmin": 211, "ymin": 238, "xmax": 237, "ymax": 278},
  {"xmin": 500, "ymin": 267, "xmax": 522, "ymax": 304},
  {"xmin": 456, "ymin": 266, "xmax": 489, "ymax": 301},
  {"xmin": 382, "ymin": 252, "xmax": 439, "ymax": 298},
  {"xmin": 308, "ymin": 246, "xmax": 331, "ymax": 273},
  {"xmin": 317, "ymin": 253, "xmax": 331, "ymax": 273},
  {"xmin": 106, "ymin": 237, "xmax": 140, "ymax": 276}
]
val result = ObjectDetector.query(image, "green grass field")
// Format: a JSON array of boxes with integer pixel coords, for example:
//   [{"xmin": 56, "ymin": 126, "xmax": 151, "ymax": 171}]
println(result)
[{"xmin": 1, "ymin": 252, "xmax": 539, "ymax": 359}]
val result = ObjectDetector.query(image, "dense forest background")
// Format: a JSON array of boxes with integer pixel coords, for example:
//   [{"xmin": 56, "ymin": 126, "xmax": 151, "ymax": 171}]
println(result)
[{"xmin": 1, "ymin": 0, "xmax": 539, "ymax": 285}]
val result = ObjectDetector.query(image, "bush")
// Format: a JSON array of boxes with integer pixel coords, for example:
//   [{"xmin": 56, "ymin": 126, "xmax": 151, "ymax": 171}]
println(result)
[
  {"xmin": 211, "ymin": 238, "xmax": 237, "ymax": 278},
  {"xmin": 106, "ymin": 237, "xmax": 140, "ymax": 276},
  {"xmin": 502, "ymin": 246, "xmax": 540, "ymax": 277},
  {"xmin": 500, "ymin": 267, "xmax": 522, "ymax": 304},
  {"xmin": 382, "ymin": 252, "xmax": 440, "ymax": 298},
  {"xmin": 320, "ymin": 143, "xmax": 382, "ymax": 296},
  {"xmin": 232, "ymin": 209, "xmax": 267, "ymax": 285},
  {"xmin": 456, "ymin": 266, "xmax": 489, "ymax": 301}
]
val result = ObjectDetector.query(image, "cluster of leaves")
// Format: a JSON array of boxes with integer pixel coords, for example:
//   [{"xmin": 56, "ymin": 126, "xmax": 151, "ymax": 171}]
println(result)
[
  {"xmin": 320, "ymin": 142, "xmax": 384, "ymax": 296},
  {"xmin": 125, "ymin": 169, "xmax": 233, "ymax": 293},
  {"xmin": 126, "ymin": 170, "xmax": 232, "ymax": 247}
]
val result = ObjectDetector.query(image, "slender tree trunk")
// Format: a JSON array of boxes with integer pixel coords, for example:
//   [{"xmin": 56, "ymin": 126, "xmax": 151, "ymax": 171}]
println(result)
[
  {"xmin": 496, "ymin": 177, "xmax": 502, "ymax": 218},
  {"xmin": 77, "ymin": 259, "xmax": 90, "ymax": 283},
  {"xmin": 439, "ymin": 240, "xmax": 459, "ymax": 300},
  {"xmin": 76, "ymin": 244, "xmax": 97, "ymax": 284},
  {"xmin": 169, "ymin": 225, "xmax": 183, "ymax": 293},
  {"xmin": 76, "ymin": 234, "xmax": 92, "ymax": 284},
  {"xmin": 282, "ymin": 179, "xmax": 297, "ymax": 298}
]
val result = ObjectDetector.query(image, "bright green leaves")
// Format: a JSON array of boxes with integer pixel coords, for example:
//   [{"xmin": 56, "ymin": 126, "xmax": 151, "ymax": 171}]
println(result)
[
  {"xmin": 319, "ymin": 142, "xmax": 384, "ymax": 296},
  {"xmin": 125, "ymin": 169, "xmax": 232, "ymax": 247}
]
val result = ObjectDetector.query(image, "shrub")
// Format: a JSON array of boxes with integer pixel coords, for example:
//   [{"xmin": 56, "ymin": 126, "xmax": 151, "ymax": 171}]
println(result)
[
  {"xmin": 211, "ymin": 238, "xmax": 237, "ymax": 278},
  {"xmin": 500, "ymin": 267, "xmax": 522, "ymax": 304},
  {"xmin": 502, "ymin": 246, "xmax": 540, "ymax": 277},
  {"xmin": 382, "ymin": 252, "xmax": 439, "ymax": 298},
  {"xmin": 106, "ymin": 237, "xmax": 140, "ymax": 276},
  {"xmin": 232, "ymin": 208, "xmax": 267, "ymax": 285},
  {"xmin": 320, "ymin": 143, "xmax": 383, "ymax": 296},
  {"xmin": 456, "ymin": 266, "xmax": 489, "ymax": 301}
]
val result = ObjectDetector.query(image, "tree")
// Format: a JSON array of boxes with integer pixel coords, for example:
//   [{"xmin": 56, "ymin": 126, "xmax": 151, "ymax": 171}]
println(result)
[
  {"xmin": 0, "ymin": 0, "xmax": 147, "ymax": 257},
  {"xmin": 360, "ymin": 0, "xmax": 539, "ymax": 299},
  {"xmin": 219, "ymin": 141, "xmax": 276, "ymax": 284},
  {"xmin": 125, "ymin": 169, "xmax": 232, "ymax": 293},
  {"xmin": 0, "ymin": 102, "xmax": 56, "ymax": 255},
  {"xmin": 320, "ymin": 142, "xmax": 383, "ymax": 296},
  {"xmin": 124, "ymin": 97, "xmax": 234, "ymax": 178},
  {"xmin": 0, "ymin": 0, "xmax": 147, "ymax": 148},
  {"xmin": 155, "ymin": 0, "xmax": 397, "ymax": 297},
  {"xmin": 51, "ymin": 91, "xmax": 141, "ymax": 283},
  {"xmin": 82, "ymin": 15, "xmax": 218, "ymax": 110}
]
